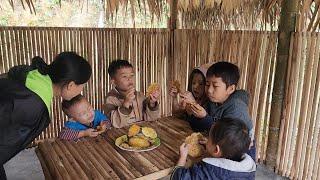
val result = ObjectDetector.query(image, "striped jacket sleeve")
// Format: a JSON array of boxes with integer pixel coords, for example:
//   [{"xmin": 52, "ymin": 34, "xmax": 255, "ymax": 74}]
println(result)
[{"xmin": 58, "ymin": 128, "xmax": 80, "ymax": 140}]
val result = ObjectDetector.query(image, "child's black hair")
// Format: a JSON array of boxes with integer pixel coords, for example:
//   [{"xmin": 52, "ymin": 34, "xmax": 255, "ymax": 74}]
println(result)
[
  {"xmin": 62, "ymin": 94, "xmax": 85, "ymax": 117},
  {"xmin": 206, "ymin": 61, "xmax": 240, "ymax": 87},
  {"xmin": 209, "ymin": 118, "xmax": 251, "ymax": 162},
  {"xmin": 107, "ymin": 59, "xmax": 133, "ymax": 78}
]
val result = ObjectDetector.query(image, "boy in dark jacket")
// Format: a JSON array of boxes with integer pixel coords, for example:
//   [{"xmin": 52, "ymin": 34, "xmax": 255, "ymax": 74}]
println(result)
[
  {"xmin": 187, "ymin": 61, "xmax": 255, "ymax": 160},
  {"xmin": 171, "ymin": 118, "xmax": 256, "ymax": 180}
]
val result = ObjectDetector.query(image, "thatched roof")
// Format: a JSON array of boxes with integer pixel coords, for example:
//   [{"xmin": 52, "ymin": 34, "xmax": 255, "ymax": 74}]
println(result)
[
  {"xmin": 177, "ymin": 0, "xmax": 281, "ymax": 30},
  {"xmin": 4, "ymin": 0, "xmax": 320, "ymax": 31}
]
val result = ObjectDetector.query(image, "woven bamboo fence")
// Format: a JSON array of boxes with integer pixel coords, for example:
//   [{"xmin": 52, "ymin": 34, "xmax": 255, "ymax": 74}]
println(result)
[
  {"xmin": 276, "ymin": 32, "xmax": 320, "ymax": 180},
  {"xmin": 0, "ymin": 27, "xmax": 278, "ymax": 163}
]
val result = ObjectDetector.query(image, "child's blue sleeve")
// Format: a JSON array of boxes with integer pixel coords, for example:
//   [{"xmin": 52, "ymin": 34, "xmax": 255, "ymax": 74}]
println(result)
[
  {"xmin": 94, "ymin": 110, "xmax": 109, "ymax": 124},
  {"xmin": 187, "ymin": 114, "xmax": 214, "ymax": 132},
  {"xmin": 198, "ymin": 114, "xmax": 214, "ymax": 131},
  {"xmin": 171, "ymin": 163, "xmax": 210, "ymax": 180}
]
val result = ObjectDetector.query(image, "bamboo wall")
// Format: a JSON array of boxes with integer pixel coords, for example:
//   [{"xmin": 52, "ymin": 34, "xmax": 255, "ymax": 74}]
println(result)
[
  {"xmin": 276, "ymin": 32, "xmax": 320, "ymax": 180},
  {"xmin": 0, "ymin": 27, "xmax": 278, "ymax": 163}
]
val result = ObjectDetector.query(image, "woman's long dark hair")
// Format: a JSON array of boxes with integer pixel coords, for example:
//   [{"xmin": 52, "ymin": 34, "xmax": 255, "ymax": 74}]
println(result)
[
  {"xmin": 187, "ymin": 69, "xmax": 205, "ymax": 93},
  {"xmin": 31, "ymin": 52, "xmax": 92, "ymax": 85}
]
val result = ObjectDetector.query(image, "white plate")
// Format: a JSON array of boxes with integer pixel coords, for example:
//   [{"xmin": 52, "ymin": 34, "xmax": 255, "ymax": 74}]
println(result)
[{"xmin": 116, "ymin": 143, "xmax": 160, "ymax": 152}]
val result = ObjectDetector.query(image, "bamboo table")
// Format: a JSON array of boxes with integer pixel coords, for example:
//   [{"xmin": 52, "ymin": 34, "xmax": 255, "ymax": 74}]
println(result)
[{"xmin": 36, "ymin": 117, "xmax": 194, "ymax": 180}]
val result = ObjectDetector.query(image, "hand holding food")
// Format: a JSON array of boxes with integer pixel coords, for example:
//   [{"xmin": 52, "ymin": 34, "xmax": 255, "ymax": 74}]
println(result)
[
  {"xmin": 180, "ymin": 91, "xmax": 196, "ymax": 104},
  {"xmin": 185, "ymin": 133, "xmax": 205, "ymax": 158},
  {"xmin": 187, "ymin": 102, "xmax": 207, "ymax": 118},
  {"xmin": 169, "ymin": 80, "xmax": 181, "ymax": 97},
  {"xmin": 96, "ymin": 122, "xmax": 108, "ymax": 134},
  {"xmin": 146, "ymin": 83, "xmax": 160, "ymax": 106},
  {"xmin": 123, "ymin": 88, "xmax": 136, "ymax": 108}
]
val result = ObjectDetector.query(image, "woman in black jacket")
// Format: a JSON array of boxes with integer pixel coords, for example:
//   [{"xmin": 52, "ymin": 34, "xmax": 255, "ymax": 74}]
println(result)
[{"xmin": 0, "ymin": 51, "xmax": 92, "ymax": 179}]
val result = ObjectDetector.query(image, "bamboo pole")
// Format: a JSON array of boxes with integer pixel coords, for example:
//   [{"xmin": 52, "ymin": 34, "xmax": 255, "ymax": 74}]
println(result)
[
  {"xmin": 260, "ymin": 33, "xmax": 277, "ymax": 162},
  {"xmin": 266, "ymin": 0, "xmax": 299, "ymax": 169},
  {"xmin": 294, "ymin": 33, "xmax": 315, "ymax": 179},
  {"xmin": 302, "ymin": 33, "xmax": 320, "ymax": 180},
  {"xmin": 289, "ymin": 34, "xmax": 305, "ymax": 179},
  {"xmin": 168, "ymin": 0, "xmax": 178, "ymax": 115},
  {"xmin": 277, "ymin": 33, "xmax": 295, "ymax": 175},
  {"xmin": 55, "ymin": 140, "xmax": 89, "ymax": 180},
  {"xmin": 309, "ymin": 35, "xmax": 320, "ymax": 180}
]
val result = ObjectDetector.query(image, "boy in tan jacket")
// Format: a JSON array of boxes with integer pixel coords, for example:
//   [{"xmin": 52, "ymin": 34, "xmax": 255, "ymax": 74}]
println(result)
[{"xmin": 104, "ymin": 59, "xmax": 160, "ymax": 128}]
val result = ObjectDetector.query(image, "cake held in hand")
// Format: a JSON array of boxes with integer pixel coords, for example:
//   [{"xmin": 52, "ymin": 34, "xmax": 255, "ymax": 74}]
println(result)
[
  {"xmin": 185, "ymin": 132, "xmax": 205, "ymax": 158},
  {"xmin": 146, "ymin": 83, "xmax": 160, "ymax": 97}
]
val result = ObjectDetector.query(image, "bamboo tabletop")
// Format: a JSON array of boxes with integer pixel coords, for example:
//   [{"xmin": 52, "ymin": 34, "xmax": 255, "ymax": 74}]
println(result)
[{"xmin": 36, "ymin": 117, "xmax": 194, "ymax": 180}]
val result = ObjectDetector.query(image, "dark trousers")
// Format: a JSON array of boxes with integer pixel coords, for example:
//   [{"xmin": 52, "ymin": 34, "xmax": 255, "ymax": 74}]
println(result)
[
  {"xmin": 248, "ymin": 140, "xmax": 256, "ymax": 162},
  {"xmin": 0, "ymin": 165, "xmax": 6, "ymax": 180}
]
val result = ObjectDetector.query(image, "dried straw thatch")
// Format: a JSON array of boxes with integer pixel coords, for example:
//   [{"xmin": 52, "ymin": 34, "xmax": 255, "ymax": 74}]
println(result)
[
  {"xmin": 5, "ymin": 0, "xmax": 320, "ymax": 30},
  {"xmin": 177, "ymin": 0, "xmax": 281, "ymax": 30}
]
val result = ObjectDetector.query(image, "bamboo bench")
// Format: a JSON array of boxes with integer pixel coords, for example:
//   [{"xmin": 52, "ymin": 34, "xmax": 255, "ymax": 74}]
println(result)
[{"xmin": 36, "ymin": 117, "xmax": 194, "ymax": 180}]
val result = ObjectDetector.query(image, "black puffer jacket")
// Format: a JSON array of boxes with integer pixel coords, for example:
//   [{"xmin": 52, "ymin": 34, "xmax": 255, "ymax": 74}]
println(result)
[{"xmin": 0, "ymin": 65, "xmax": 51, "ymax": 164}]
